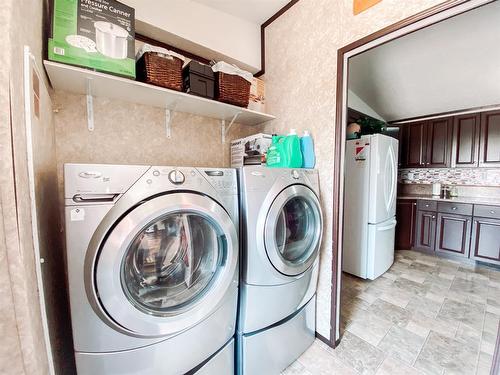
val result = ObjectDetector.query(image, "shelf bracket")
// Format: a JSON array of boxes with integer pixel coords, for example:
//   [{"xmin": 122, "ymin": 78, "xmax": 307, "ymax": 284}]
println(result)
[
  {"xmin": 165, "ymin": 109, "xmax": 172, "ymax": 139},
  {"xmin": 221, "ymin": 112, "xmax": 241, "ymax": 144},
  {"xmin": 165, "ymin": 102, "xmax": 178, "ymax": 138},
  {"xmin": 86, "ymin": 78, "xmax": 94, "ymax": 132}
]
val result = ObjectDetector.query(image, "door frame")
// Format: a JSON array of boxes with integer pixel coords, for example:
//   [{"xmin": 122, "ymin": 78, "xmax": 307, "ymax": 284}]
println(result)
[{"xmin": 331, "ymin": 0, "xmax": 495, "ymax": 346}]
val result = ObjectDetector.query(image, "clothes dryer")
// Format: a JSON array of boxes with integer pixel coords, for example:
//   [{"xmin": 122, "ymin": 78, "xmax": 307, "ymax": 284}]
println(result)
[{"xmin": 237, "ymin": 166, "xmax": 323, "ymax": 375}]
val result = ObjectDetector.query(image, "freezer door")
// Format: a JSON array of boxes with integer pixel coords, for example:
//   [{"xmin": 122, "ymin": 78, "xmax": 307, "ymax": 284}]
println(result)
[
  {"xmin": 368, "ymin": 135, "xmax": 399, "ymax": 224},
  {"xmin": 366, "ymin": 217, "xmax": 397, "ymax": 280}
]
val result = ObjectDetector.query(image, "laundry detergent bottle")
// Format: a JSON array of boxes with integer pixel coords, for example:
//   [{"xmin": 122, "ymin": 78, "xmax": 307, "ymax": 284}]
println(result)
[
  {"xmin": 266, "ymin": 135, "xmax": 287, "ymax": 167},
  {"xmin": 285, "ymin": 129, "xmax": 303, "ymax": 168},
  {"xmin": 300, "ymin": 130, "xmax": 316, "ymax": 168}
]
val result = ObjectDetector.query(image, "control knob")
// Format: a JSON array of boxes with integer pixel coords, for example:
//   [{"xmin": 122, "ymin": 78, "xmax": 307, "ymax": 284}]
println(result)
[{"xmin": 168, "ymin": 170, "xmax": 185, "ymax": 184}]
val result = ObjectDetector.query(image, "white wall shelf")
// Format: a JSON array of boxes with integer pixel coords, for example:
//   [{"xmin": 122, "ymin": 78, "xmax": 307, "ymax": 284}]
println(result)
[{"xmin": 43, "ymin": 60, "xmax": 275, "ymax": 130}]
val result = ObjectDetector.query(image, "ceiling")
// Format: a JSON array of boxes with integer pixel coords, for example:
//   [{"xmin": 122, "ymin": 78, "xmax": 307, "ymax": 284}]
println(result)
[
  {"xmin": 348, "ymin": 1, "xmax": 500, "ymax": 122},
  {"xmin": 191, "ymin": 0, "xmax": 291, "ymax": 24}
]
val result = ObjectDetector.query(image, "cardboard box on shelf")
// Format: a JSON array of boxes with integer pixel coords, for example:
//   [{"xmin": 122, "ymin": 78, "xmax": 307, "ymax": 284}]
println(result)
[
  {"xmin": 48, "ymin": 0, "xmax": 135, "ymax": 78},
  {"xmin": 231, "ymin": 133, "xmax": 272, "ymax": 168},
  {"xmin": 248, "ymin": 77, "xmax": 265, "ymax": 113}
]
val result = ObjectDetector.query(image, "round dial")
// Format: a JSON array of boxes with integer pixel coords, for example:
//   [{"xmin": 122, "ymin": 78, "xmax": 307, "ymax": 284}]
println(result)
[{"xmin": 168, "ymin": 170, "xmax": 185, "ymax": 184}]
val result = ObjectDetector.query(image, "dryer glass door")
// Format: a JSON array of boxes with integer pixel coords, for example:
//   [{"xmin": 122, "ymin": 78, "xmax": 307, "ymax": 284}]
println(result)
[
  {"xmin": 265, "ymin": 185, "xmax": 322, "ymax": 276},
  {"xmin": 93, "ymin": 193, "xmax": 238, "ymax": 337}
]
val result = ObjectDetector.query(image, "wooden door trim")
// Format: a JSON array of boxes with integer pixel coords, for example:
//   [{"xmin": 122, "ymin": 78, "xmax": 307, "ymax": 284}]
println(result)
[{"xmin": 333, "ymin": 0, "xmax": 495, "ymax": 348}]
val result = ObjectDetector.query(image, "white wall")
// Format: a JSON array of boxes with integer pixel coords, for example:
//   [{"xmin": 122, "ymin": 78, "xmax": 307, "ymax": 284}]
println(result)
[
  {"xmin": 348, "ymin": 1, "xmax": 500, "ymax": 121},
  {"xmin": 348, "ymin": 89, "xmax": 385, "ymax": 120},
  {"xmin": 121, "ymin": 0, "xmax": 261, "ymax": 73}
]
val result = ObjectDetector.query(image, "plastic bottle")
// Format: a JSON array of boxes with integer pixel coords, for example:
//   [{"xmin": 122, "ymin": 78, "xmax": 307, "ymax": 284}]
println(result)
[
  {"xmin": 266, "ymin": 135, "xmax": 287, "ymax": 167},
  {"xmin": 300, "ymin": 130, "xmax": 316, "ymax": 168},
  {"xmin": 285, "ymin": 129, "xmax": 303, "ymax": 168}
]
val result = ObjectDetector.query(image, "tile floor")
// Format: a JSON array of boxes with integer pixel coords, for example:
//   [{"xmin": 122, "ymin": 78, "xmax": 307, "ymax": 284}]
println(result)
[{"xmin": 283, "ymin": 250, "xmax": 500, "ymax": 375}]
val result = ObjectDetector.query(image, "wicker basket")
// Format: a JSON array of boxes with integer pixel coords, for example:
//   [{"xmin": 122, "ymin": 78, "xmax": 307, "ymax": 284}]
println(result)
[
  {"xmin": 136, "ymin": 52, "xmax": 183, "ymax": 91},
  {"xmin": 215, "ymin": 72, "xmax": 251, "ymax": 107}
]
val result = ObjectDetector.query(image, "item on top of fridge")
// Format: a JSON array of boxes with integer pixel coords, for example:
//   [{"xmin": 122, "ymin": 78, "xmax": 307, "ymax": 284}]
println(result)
[{"xmin": 49, "ymin": 0, "xmax": 135, "ymax": 78}]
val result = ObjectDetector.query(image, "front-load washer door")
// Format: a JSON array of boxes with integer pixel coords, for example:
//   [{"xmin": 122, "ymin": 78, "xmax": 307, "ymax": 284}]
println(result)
[
  {"xmin": 264, "ymin": 185, "xmax": 322, "ymax": 276},
  {"xmin": 94, "ymin": 193, "xmax": 238, "ymax": 337}
]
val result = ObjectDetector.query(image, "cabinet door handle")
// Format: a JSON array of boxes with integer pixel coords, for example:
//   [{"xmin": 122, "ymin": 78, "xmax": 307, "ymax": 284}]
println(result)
[
  {"xmin": 413, "ymin": 203, "xmax": 417, "ymax": 206},
  {"xmin": 490, "ymin": 210, "xmax": 495, "ymax": 214},
  {"xmin": 452, "ymin": 207, "xmax": 457, "ymax": 210},
  {"xmin": 432, "ymin": 215, "xmax": 436, "ymax": 219}
]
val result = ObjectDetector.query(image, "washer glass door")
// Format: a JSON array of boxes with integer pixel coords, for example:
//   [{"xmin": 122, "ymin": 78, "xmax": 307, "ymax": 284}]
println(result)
[
  {"xmin": 122, "ymin": 212, "xmax": 221, "ymax": 316},
  {"xmin": 94, "ymin": 193, "xmax": 237, "ymax": 337},
  {"xmin": 264, "ymin": 185, "xmax": 322, "ymax": 276}
]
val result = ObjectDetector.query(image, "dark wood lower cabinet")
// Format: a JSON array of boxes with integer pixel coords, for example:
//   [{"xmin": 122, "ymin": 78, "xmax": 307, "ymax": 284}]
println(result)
[
  {"xmin": 414, "ymin": 210, "xmax": 436, "ymax": 252},
  {"xmin": 395, "ymin": 200, "xmax": 417, "ymax": 249},
  {"xmin": 470, "ymin": 217, "xmax": 500, "ymax": 265},
  {"xmin": 435, "ymin": 213, "xmax": 472, "ymax": 258}
]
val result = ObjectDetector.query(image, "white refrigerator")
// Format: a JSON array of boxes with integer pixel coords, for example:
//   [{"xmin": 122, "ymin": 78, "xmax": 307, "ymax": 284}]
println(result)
[{"xmin": 343, "ymin": 134, "xmax": 398, "ymax": 280}]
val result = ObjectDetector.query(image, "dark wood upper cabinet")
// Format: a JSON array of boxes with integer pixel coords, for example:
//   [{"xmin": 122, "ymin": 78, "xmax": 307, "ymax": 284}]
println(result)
[
  {"xmin": 426, "ymin": 117, "xmax": 453, "ymax": 168},
  {"xmin": 452, "ymin": 113, "xmax": 480, "ymax": 168},
  {"xmin": 479, "ymin": 110, "xmax": 500, "ymax": 167},
  {"xmin": 414, "ymin": 210, "xmax": 436, "ymax": 252},
  {"xmin": 435, "ymin": 213, "xmax": 472, "ymax": 258},
  {"xmin": 395, "ymin": 200, "xmax": 417, "ymax": 250},
  {"xmin": 402, "ymin": 121, "xmax": 427, "ymax": 168}
]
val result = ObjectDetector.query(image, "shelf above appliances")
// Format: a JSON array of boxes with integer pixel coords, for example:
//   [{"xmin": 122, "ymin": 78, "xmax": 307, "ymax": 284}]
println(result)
[{"xmin": 43, "ymin": 60, "xmax": 275, "ymax": 139}]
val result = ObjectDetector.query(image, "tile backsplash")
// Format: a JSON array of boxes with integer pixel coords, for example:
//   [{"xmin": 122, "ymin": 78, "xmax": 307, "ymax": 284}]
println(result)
[{"xmin": 398, "ymin": 168, "xmax": 500, "ymax": 186}]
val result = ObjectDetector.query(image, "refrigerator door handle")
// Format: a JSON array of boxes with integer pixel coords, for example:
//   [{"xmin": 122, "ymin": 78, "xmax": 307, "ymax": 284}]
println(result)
[
  {"xmin": 377, "ymin": 219, "xmax": 397, "ymax": 231},
  {"xmin": 385, "ymin": 147, "xmax": 396, "ymax": 213}
]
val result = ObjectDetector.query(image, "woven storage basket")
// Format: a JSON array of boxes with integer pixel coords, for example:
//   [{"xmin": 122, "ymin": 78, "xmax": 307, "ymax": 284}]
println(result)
[
  {"xmin": 215, "ymin": 72, "xmax": 251, "ymax": 107},
  {"xmin": 136, "ymin": 52, "xmax": 183, "ymax": 91}
]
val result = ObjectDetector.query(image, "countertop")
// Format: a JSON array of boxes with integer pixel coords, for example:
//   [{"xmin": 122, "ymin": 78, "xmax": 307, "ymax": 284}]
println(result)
[{"xmin": 397, "ymin": 194, "xmax": 500, "ymax": 206}]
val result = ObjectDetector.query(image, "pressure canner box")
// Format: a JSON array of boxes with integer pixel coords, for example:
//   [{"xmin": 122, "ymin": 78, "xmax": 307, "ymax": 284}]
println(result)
[
  {"xmin": 231, "ymin": 133, "xmax": 272, "ymax": 168},
  {"xmin": 49, "ymin": 0, "xmax": 135, "ymax": 78}
]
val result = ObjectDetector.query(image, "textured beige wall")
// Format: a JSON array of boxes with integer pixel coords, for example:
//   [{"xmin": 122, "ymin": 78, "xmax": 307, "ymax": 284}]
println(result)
[
  {"xmin": 0, "ymin": 2, "xmax": 25, "ymax": 373},
  {"xmin": 53, "ymin": 92, "xmax": 259, "ymax": 188},
  {"xmin": 262, "ymin": 0, "xmax": 447, "ymax": 340},
  {"xmin": 1, "ymin": 0, "xmax": 67, "ymax": 374}
]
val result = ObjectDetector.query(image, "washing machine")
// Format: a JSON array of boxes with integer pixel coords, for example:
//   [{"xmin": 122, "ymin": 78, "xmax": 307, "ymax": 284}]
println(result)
[
  {"xmin": 237, "ymin": 166, "xmax": 323, "ymax": 375},
  {"xmin": 64, "ymin": 163, "xmax": 239, "ymax": 375}
]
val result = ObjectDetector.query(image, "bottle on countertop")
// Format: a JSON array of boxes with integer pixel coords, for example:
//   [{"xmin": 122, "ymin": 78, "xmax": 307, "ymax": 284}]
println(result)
[{"xmin": 300, "ymin": 130, "xmax": 315, "ymax": 168}]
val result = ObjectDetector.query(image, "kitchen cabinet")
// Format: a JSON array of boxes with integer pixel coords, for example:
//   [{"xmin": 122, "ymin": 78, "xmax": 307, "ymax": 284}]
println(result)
[
  {"xmin": 452, "ymin": 113, "xmax": 480, "ymax": 167},
  {"xmin": 435, "ymin": 213, "xmax": 472, "ymax": 258},
  {"xmin": 395, "ymin": 200, "xmax": 417, "ymax": 249},
  {"xmin": 403, "ymin": 199, "xmax": 500, "ymax": 266},
  {"xmin": 414, "ymin": 209, "xmax": 436, "ymax": 252},
  {"xmin": 470, "ymin": 205, "xmax": 500, "ymax": 265},
  {"xmin": 470, "ymin": 217, "xmax": 500, "ymax": 265},
  {"xmin": 400, "ymin": 117, "xmax": 452, "ymax": 168},
  {"xmin": 426, "ymin": 117, "xmax": 453, "ymax": 167},
  {"xmin": 479, "ymin": 110, "xmax": 500, "ymax": 167},
  {"xmin": 401, "ymin": 121, "xmax": 427, "ymax": 167}
]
